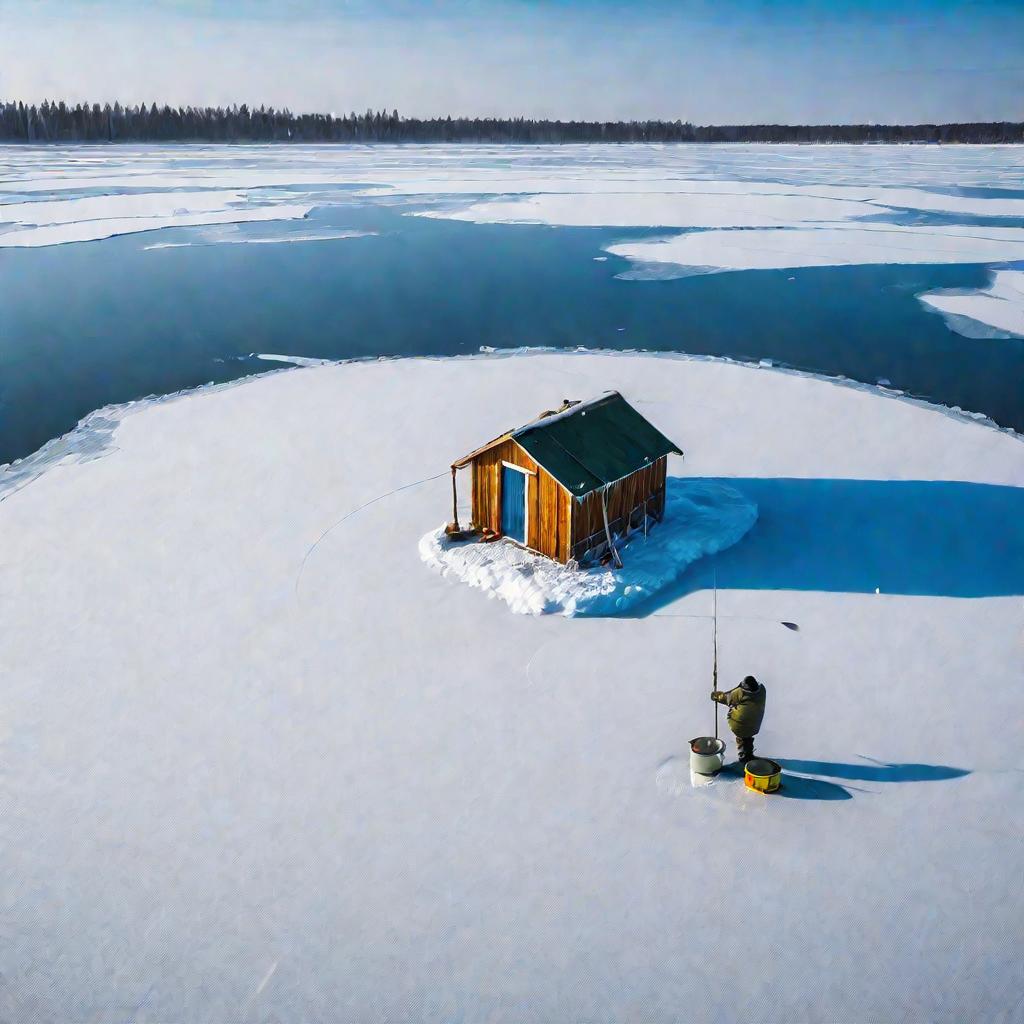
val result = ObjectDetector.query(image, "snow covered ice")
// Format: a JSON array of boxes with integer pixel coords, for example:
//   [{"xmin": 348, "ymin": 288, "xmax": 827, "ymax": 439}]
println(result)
[
  {"xmin": 1, "ymin": 350, "xmax": 1022, "ymax": 1023},
  {"xmin": 604, "ymin": 223, "xmax": 1024, "ymax": 276},
  {"xmin": 919, "ymin": 267, "xmax": 1024, "ymax": 339},
  {"xmin": 4, "ymin": 143, "xmax": 1024, "ymax": 274},
  {"xmin": 0, "ymin": 187, "xmax": 314, "ymax": 248},
  {"xmin": 419, "ymin": 479, "xmax": 758, "ymax": 615}
]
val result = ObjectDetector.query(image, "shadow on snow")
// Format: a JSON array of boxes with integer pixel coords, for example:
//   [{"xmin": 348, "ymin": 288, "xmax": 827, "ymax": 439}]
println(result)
[
  {"xmin": 776, "ymin": 776, "xmax": 854, "ymax": 801},
  {"xmin": 775, "ymin": 756, "xmax": 970, "ymax": 801},
  {"xmin": 777, "ymin": 757, "xmax": 970, "ymax": 783},
  {"xmin": 637, "ymin": 476, "xmax": 1024, "ymax": 609}
]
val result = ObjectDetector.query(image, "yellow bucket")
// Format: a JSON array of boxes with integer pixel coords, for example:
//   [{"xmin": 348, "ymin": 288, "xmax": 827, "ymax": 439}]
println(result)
[{"xmin": 744, "ymin": 758, "xmax": 782, "ymax": 793}]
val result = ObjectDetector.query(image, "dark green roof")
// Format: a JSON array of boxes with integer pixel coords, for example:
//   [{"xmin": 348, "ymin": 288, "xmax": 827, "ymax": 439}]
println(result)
[{"xmin": 512, "ymin": 392, "xmax": 682, "ymax": 498}]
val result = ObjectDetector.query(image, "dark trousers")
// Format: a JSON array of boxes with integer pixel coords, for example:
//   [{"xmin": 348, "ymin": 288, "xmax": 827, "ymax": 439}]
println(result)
[{"xmin": 735, "ymin": 735, "xmax": 754, "ymax": 763}]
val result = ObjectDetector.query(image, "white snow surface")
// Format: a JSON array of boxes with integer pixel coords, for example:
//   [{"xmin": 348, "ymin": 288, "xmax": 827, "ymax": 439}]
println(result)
[
  {"xmin": 1, "ymin": 351, "xmax": 1023, "ymax": 1022},
  {"xmin": 420, "ymin": 480, "xmax": 758, "ymax": 615},
  {"xmin": 919, "ymin": 268, "xmax": 1024, "ymax": 338}
]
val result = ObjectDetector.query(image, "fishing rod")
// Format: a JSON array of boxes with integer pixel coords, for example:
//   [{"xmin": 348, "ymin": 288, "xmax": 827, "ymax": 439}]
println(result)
[{"xmin": 713, "ymin": 569, "xmax": 719, "ymax": 741}]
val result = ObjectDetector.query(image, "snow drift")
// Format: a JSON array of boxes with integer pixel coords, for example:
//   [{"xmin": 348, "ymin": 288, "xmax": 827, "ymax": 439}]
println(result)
[{"xmin": 419, "ymin": 479, "xmax": 758, "ymax": 615}]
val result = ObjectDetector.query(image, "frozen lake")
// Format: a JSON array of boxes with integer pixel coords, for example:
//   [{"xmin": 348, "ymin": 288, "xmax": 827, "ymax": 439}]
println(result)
[
  {"xmin": 1, "ymin": 142, "xmax": 1023, "ymax": 465},
  {"xmin": 2, "ymin": 144, "xmax": 1023, "ymax": 1021}
]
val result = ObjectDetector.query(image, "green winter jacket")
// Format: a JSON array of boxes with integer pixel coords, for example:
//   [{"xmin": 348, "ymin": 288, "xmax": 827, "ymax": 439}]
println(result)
[{"xmin": 711, "ymin": 683, "xmax": 766, "ymax": 738}]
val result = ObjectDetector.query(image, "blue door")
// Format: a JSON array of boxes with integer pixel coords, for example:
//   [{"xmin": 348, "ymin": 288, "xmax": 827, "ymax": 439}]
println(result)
[{"xmin": 501, "ymin": 465, "xmax": 527, "ymax": 543}]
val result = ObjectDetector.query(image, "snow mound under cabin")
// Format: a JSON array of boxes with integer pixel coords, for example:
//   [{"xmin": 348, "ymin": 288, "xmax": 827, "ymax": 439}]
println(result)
[{"xmin": 420, "ymin": 479, "xmax": 758, "ymax": 615}]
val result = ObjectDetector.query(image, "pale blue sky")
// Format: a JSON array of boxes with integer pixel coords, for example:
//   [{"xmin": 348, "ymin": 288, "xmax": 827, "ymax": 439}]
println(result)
[{"xmin": 1, "ymin": 0, "xmax": 1021, "ymax": 122}]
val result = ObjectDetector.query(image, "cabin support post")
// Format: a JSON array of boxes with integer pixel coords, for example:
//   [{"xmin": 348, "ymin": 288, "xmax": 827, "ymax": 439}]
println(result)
[
  {"xmin": 446, "ymin": 465, "xmax": 461, "ymax": 534},
  {"xmin": 601, "ymin": 485, "xmax": 624, "ymax": 569}
]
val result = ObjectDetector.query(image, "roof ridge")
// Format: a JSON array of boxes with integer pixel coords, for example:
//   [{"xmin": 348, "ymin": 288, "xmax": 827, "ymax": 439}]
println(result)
[
  {"xmin": 513, "ymin": 391, "xmax": 620, "ymax": 436},
  {"xmin": 455, "ymin": 391, "xmax": 681, "ymax": 498}
]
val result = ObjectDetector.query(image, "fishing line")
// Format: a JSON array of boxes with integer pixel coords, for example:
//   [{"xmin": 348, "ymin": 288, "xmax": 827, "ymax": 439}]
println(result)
[
  {"xmin": 295, "ymin": 469, "xmax": 449, "ymax": 597},
  {"xmin": 713, "ymin": 567, "xmax": 719, "ymax": 740},
  {"xmin": 651, "ymin": 612, "xmax": 799, "ymax": 631}
]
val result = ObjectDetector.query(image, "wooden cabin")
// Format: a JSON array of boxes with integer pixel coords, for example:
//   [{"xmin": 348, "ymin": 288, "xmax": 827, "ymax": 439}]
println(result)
[{"xmin": 449, "ymin": 392, "xmax": 683, "ymax": 565}]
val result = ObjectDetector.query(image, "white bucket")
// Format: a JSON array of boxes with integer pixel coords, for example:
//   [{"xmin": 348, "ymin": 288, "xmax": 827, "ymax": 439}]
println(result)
[{"xmin": 689, "ymin": 736, "xmax": 726, "ymax": 775}]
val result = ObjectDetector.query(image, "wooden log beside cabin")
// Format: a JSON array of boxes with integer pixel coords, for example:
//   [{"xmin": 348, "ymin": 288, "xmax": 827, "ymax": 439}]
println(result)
[{"xmin": 449, "ymin": 392, "xmax": 683, "ymax": 565}]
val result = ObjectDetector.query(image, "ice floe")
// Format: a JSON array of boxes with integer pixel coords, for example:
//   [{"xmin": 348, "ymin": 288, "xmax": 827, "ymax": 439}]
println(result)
[
  {"xmin": 419, "ymin": 190, "xmax": 884, "ymax": 228},
  {"xmin": 0, "ymin": 202, "xmax": 313, "ymax": 247},
  {"xmin": 142, "ymin": 226, "xmax": 374, "ymax": 249},
  {"xmin": 1, "ymin": 350, "xmax": 1021, "ymax": 1022},
  {"xmin": 419, "ymin": 479, "xmax": 758, "ymax": 616},
  {"xmin": 415, "ymin": 185, "xmax": 1024, "ymax": 230},
  {"xmin": 3, "ymin": 143, "xmax": 1024, "ymax": 259},
  {"xmin": 0, "ymin": 185, "xmax": 322, "ymax": 247},
  {"xmin": 0, "ymin": 189, "xmax": 246, "ymax": 226},
  {"xmin": 3, "ymin": 143, "xmax": 1024, "ymax": 199},
  {"xmin": 255, "ymin": 352, "xmax": 336, "ymax": 366},
  {"xmin": 605, "ymin": 224, "xmax": 1024, "ymax": 277},
  {"xmin": 919, "ymin": 268, "xmax": 1024, "ymax": 338}
]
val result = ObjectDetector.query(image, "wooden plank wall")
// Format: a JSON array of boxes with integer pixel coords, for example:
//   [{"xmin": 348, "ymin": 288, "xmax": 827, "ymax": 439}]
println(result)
[
  {"xmin": 470, "ymin": 440, "xmax": 572, "ymax": 561},
  {"xmin": 571, "ymin": 456, "xmax": 668, "ymax": 559}
]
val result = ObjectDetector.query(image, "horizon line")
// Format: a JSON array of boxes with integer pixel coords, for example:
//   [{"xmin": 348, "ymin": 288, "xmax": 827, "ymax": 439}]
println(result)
[{"xmin": 4, "ymin": 100, "xmax": 1023, "ymax": 131}]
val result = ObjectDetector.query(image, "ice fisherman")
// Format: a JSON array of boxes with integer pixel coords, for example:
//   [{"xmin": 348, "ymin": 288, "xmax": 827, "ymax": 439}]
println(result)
[{"xmin": 711, "ymin": 675, "xmax": 766, "ymax": 764}]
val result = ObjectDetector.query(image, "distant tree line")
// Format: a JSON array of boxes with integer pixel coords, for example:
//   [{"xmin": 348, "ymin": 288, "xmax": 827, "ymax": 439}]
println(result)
[{"xmin": 2, "ymin": 100, "xmax": 1022, "ymax": 144}]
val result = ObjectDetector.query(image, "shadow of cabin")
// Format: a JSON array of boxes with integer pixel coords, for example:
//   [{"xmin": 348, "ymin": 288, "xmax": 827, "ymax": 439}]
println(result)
[{"xmin": 449, "ymin": 392, "xmax": 683, "ymax": 565}]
